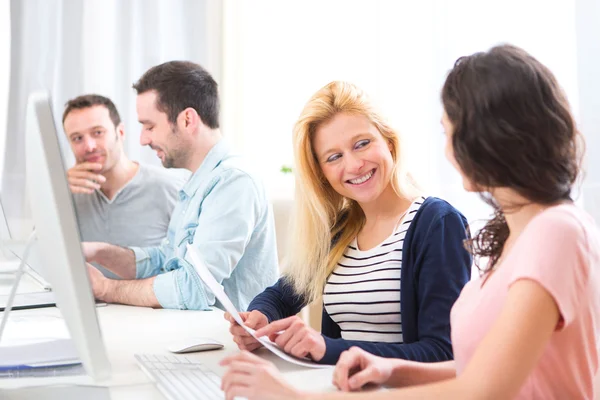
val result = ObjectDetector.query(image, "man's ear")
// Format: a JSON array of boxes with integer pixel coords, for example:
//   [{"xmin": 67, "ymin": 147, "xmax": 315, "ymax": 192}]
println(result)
[
  {"xmin": 179, "ymin": 107, "xmax": 201, "ymax": 133},
  {"xmin": 116, "ymin": 122, "xmax": 126, "ymax": 139}
]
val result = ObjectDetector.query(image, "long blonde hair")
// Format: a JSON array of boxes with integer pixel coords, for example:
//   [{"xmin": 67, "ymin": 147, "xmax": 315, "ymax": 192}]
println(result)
[{"xmin": 283, "ymin": 81, "xmax": 420, "ymax": 302}]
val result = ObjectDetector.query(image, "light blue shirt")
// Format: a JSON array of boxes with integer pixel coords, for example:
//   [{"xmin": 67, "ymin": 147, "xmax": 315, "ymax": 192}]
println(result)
[{"xmin": 131, "ymin": 140, "xmax": 279, "ymax": 311}]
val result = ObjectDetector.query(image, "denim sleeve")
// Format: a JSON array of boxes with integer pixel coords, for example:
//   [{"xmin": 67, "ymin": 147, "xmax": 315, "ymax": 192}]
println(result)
[
  {"xmin": 131, "ymin": 237, "xmax": 169, "ymax": 279},
  {"xmin": 152, "ymin": 170, "xmax": 262, "ymax": 310}
]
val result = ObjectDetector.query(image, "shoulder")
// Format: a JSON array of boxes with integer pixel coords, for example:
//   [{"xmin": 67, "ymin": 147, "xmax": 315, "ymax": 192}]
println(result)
[
  {"xmin": 411, "ymin": 196, "xmax": 468, "ymax": 233},
  {"xmin": 211, "ymin": 156, "xmax": 266, "ymax": 197},
  {"xmin": 138, "ymin": 163, "xmax": 188, "ymax": 188},
  {"xmin": 525, "ymin": 204, "xmax": 596, "ymax": 250}
]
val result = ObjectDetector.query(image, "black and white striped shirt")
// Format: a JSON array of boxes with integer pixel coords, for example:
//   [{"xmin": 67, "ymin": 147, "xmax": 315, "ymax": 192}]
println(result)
[{"xmin": 323, "ymin": 196, "xmax": 426, "ymax": 343}]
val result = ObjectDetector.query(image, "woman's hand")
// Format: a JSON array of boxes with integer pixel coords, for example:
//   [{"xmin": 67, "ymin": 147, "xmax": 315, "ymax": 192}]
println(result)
[
  {"xmin": 332, "ymin": 347, "xmax": 394, "ymax": 391},
  {"xmin": 224, "ymin": 310, "xmax": 269, "ymax": 351},
  {"xmin": 255, "ymin": 315, "xmax": 326, "ymax": 361},
  {"xmin": 220, "ymin": 351, "xmax": 303, "ymax": 400}
]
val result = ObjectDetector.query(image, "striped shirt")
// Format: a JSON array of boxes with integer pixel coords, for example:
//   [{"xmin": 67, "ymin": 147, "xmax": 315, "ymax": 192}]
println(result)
[{"xmin": 323, "ymin": 196, "xmax": 426, "ymax": 343}]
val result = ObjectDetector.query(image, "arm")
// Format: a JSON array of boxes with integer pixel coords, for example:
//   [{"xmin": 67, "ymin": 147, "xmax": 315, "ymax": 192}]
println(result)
[
  {"xmin": 320, "ymin": 212, "xmax": 471, "ymax": 364},
  {"xmin": 86, "ymin": 263, "xmax": 161, "ymax": 307},
  {"xmin": 247, "ymin": 277, "xmax": 307, "ymax": 322},
  {"xmin": 84, "ymin": 242, "xmax": 137, "ymax": 279},
  {"xmin": 151, "ymin": 171, "xmax": 267, "ymax": 310}
]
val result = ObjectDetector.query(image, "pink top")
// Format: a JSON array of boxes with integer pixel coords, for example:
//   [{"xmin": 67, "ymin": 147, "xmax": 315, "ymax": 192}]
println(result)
[{"xmin": 451, "ymin": 204, "xmax": 600, "ymax": 399}]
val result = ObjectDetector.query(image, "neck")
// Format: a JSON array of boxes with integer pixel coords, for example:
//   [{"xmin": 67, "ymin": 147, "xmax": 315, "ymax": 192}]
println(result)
[
  {"xmin": 185, "ymin": 128, "xmax": 222, "ymax": 173},
  {"xmin": 359, "ymin": 184, "xmax": 413, "ymax": 225},
  {"xmin": 99, "ymin": 154, "xmax": 138, "ymax": 199}
]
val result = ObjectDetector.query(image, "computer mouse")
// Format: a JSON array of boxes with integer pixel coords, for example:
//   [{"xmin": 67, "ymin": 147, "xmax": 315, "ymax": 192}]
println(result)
[{"xmin": 167, "ymin": 338, "xmax": 225, "ymax": 354}]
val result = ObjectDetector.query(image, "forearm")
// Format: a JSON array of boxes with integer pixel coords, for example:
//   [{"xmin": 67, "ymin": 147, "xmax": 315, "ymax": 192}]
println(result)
[
  {"xmin": 101, "ymin": 277, "xmax": 161, "ymax": 308},
  {"xmin": 94, "ymin": 243, "xmax": 136, "ymax": 279},
  {"xmin": 387, "ymin": 360, "xmax": 456, "ymax": 387},
  {"xmin": 306, "ymin": 377, "xmax": 471, "ymax": 400}
]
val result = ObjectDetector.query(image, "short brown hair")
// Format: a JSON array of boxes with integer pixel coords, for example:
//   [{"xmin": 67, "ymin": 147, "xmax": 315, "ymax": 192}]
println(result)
[
  {"xmin": 62, "ymin": 94, "xmax": 122, "ymax": 128},
  {"xmin": 132, "ymin": 61, "xmax": 220, "ymax": 129}
]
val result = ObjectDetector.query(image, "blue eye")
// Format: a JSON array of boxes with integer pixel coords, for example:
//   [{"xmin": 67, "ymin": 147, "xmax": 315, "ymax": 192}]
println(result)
[
  {"xmin": 326, "ymin": 154, "xmax": 341, "ymax": 163},
  {"xmin": 355, "ymin": 139, "xmax": 370, "ymax": 149}
]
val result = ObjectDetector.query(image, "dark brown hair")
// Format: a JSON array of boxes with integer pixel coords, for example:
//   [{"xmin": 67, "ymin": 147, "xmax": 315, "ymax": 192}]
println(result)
[
  {"xmin": 441, "ymin": 44, "xmax": 583, "ymax": 271},
  {"xmin": 132, "ymin": 61, "xmax": 220, "ymax": 129},
  {"xmin": 62, "ymin": 94, "xmax": 121, "ymax": 127}
]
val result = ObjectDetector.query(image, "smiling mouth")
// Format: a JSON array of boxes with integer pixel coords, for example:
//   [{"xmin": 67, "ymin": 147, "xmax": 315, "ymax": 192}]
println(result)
[{"xmin": 347, "ymin": 169, "xmax": 376, "ymax": 185}]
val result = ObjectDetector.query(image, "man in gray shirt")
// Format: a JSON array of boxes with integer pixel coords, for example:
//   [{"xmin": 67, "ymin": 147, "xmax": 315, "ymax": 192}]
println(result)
[{"xmin": 62, "ymin": 94, "xmax": 186, "ymax": 277}]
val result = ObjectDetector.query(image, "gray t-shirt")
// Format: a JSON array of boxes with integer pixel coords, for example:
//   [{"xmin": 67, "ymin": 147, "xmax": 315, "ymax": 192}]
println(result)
[{"xmin": 73, "ymin": 163, "xmax": 187, "ymax": 277}]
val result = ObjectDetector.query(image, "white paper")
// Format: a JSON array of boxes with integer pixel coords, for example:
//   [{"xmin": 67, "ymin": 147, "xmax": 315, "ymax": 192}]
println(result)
[{"xmin": 186, "ymin": 244, "xmax": 331, "ymax": 369}]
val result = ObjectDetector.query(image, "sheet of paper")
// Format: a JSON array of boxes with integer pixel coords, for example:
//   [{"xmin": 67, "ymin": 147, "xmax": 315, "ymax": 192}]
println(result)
[{"xmin": 186, "ymin": 244, "xmax": 331, "ymax": 369}]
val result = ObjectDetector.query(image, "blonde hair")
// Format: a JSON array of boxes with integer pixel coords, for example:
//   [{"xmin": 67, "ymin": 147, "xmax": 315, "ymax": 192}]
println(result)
[{"xmin": 283, "ymin": 81, "xmax": 421, "ymax": 302}]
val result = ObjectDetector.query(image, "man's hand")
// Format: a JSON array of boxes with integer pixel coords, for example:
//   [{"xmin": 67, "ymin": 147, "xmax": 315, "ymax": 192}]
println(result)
[
  {"xmin": 86, "ymin": 263, "xmax": 109, "ymax": 301},
  {"xmin": 225, "ymin": 310, "xmax": 269, "ymax": 351},
  {"xmin": 67, "ymin": 162, "xmax": 106, "ymax": 194}
]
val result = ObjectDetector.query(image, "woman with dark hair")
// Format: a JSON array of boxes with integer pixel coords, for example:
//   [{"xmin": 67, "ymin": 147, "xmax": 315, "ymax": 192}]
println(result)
[{"xmin": 219, "ymin": 44, "xmax": 600, "ymax": 400}]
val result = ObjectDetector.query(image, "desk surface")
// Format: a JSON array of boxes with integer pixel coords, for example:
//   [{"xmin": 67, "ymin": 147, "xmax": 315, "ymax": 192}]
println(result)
[{"xmin": 0, "ymin": 259, "xmax": 336, "ymax": 399}]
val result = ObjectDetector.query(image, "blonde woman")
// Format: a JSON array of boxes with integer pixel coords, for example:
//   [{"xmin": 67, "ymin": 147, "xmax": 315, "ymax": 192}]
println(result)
[
  {"xmin": 225, "ymin": 81, "xmax": 471, "ymax": 365},
  {"xmin": 221, "ymin": 46, "xmax": 600, "ymax": 400}
]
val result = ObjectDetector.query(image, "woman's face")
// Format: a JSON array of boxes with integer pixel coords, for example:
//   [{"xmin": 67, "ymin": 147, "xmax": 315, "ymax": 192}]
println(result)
[
  {"xmin": 442, "ymin": 110, "xmax": 477, "ymax": 192},
  {"xmin": 312, "ymin": 112, "xmax": 395, "ymax": 205}
]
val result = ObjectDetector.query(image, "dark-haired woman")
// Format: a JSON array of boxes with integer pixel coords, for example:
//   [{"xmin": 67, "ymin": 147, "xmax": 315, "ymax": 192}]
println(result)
[{"xmin": 219, "ymin": 44, "xmax": 600, "ymax": 400}]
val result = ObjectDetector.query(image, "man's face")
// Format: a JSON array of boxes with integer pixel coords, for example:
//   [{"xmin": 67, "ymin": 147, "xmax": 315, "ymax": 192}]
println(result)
[
  {"xmin": 136, "ymin": 91, "xmax": 189, "ymax": 169},
  {"xmin": 63, "ymin": 105, "xmax": 122, "ymax": 173}
]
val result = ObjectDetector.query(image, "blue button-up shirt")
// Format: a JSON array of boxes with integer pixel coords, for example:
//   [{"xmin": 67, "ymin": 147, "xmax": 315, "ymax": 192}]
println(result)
[{"xmin": 131, "ymin": 140, "xmax": 279, "ymax": 311}]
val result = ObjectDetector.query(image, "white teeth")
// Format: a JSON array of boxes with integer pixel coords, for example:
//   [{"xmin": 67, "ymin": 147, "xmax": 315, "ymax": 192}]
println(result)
[{"xmin": 349, "ymin": 170, "xmax": 374, "ymax": 185}]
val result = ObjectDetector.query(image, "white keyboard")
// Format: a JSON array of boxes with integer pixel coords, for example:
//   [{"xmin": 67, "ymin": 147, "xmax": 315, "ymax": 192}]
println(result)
[{"xmin": 135, "ymin": 354, "xmax": 224, "ymax": 400}]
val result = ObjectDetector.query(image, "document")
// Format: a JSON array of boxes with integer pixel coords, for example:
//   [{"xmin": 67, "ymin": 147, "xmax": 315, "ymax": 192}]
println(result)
[{"xmin": 186, "ymin": 244, "xmax": 331, "ymax": 369}]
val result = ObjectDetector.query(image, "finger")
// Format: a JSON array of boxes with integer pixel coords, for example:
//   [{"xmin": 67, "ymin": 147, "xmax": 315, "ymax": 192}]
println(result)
[
  {"xmin": 68, "ymin": 170, "xmax": 106, "ymax": 183},
  {"xmin": 221, "ymin": 369, "xmax": 253, "ymax": 392},
  {"xmin": 69, "ymin": 185, "xmax": 94, "ymax": 194},
  {"xmin": 243, "ymin": 311, "xmax": 264, "ymax": 328},
  {"xmin": 288, "ymin": 335, "xmax": 312, "ymax": 359},
  {"xmin": 230, "ymin": 324, "xmax": 253, "ymax": 338},
  {"xmin": 76, "ymin": 162, "xmax": 103, "ymax": 171},
  {"xmin": 348, "ymin": 366, "xmax": 378, "ymax": 391},
  {"xmin": 282, "ymin": 329, "xmax": 306, "ymax": 355},
  {"xmin": 333, "ymin": 352, "xmax": 356, "ymax": 392},
  {"xmin": 224, "ymin": 385, "xmax": 250, "ymax": 400},
  {"xmin": 255, "ymin": 316, "xmax": 299, "ymax": 337},
  {"xmin": 69, "ymin": 177, "xmax": 101, "ymax": 190}
]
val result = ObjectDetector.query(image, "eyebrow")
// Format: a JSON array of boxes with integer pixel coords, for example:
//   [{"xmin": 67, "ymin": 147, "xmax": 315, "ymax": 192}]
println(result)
[
  {"xmin": 138, "ymin": 119, "xmax": 153, "ymax": 125},
  {"xmin": 319, "ymin": 132, "xmax": 372, "ymax": 158}
]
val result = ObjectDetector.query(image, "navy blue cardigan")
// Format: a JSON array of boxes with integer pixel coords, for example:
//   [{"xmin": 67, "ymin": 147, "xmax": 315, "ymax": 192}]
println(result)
[{"xmin": 248, "ymin": 197, "xmax": 472, "ymax": 365}]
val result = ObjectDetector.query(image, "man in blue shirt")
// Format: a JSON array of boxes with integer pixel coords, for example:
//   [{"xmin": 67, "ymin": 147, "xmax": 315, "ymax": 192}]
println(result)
[{"xmin": 83, "ymin": 61, "xmax": 279, "ymax": 311}]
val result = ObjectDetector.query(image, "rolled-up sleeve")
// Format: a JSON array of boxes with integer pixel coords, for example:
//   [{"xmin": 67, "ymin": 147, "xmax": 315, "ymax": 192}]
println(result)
[
  {"xmin": 153, "ymin": 170, "xmax": 261, "ymax": 310},
  {"xmin": 131, "ymin": 238, "xmax": 169, "ymax": 279}
]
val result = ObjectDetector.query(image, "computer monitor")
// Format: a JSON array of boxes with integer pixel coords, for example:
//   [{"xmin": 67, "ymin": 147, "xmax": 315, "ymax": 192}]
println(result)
[{"xmin": 24, "ymin": 91, "xmax": 111, "ymax": 380}]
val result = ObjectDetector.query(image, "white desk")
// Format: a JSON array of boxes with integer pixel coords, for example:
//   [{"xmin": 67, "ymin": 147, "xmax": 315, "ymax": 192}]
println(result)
[{"xmin": 0, "ymin": 260, "xmax": 336, "ymax": 399}]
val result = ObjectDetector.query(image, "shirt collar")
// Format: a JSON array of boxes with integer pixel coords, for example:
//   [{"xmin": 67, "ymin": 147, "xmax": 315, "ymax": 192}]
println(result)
[{"xmin": 180, "ymin": 139, "xmax": 231, "ymax": 199}]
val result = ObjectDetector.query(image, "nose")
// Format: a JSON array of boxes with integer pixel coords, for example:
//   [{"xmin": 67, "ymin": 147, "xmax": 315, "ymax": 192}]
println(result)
[
  {"xmin": 83, "ymin": 136, "xmax": 97, "ymax": 152},
  {"xmin": 345, "ymin": 153, "xmax": 365, "ymax": 174},
  {"xmin": 140, "ymin": 129, "xmax": 151, "ymax": 146}
]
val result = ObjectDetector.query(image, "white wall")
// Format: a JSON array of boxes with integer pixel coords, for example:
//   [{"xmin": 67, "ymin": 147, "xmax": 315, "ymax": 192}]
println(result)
[
  {"xmin": 0, "ymin": 1, "xmax": 10, "ymax": 188},
  {"xmin": 222, "ymin": 0, "xmax": 580, "ymax": 227}
]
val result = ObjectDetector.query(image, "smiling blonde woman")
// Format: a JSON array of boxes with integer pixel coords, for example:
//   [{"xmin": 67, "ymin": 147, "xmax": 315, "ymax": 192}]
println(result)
[{"xmin": 225, "ymin": 81, "xmax": 471, "ymax": 365}]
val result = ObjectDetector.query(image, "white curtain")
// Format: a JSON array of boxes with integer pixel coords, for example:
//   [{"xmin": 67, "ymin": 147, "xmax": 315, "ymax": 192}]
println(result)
[
  {"xmin": 1, "ymin": 0, "xmax": 222, "ymax": 238},
  {"xmin": 221, "ymin": 0, "xmax": 592, "ymax": 229}
]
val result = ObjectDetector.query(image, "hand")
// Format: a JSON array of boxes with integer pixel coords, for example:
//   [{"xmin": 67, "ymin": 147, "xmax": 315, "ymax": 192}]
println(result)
[
  {"xmin": 67, "ymin": 162, "xmax": 106, "ymax": 194},
  {"xmin": 333, "ymin": 347, "xmax": 393, "ymax": 391},
  {"xmin": 86, "ymin": 263, "xmax": 109, "ymax": 301},
  {"xmin": 220, "ymin": 350, "xmax": 303, "ymax": 400},
  {"xmin": 255, "ymin": 315, "xmax": 326, "ymax": 362},
  {"xmin": 224, "ymin": 310, "xmax": 268, "ymax": 351},
  {"xmin": 82, "ymin": 242, "xmax": 104, "ymax": 263}
]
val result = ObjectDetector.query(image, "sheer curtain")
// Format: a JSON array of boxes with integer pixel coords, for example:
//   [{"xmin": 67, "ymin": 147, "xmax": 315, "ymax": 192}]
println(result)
[
  {"xmin": 1, "ymin": 0, "xmax": 222, "ymax": 238},
  {"xmin": 221, "ymin": 0, "xmax": 584, "ymax": 231}
]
